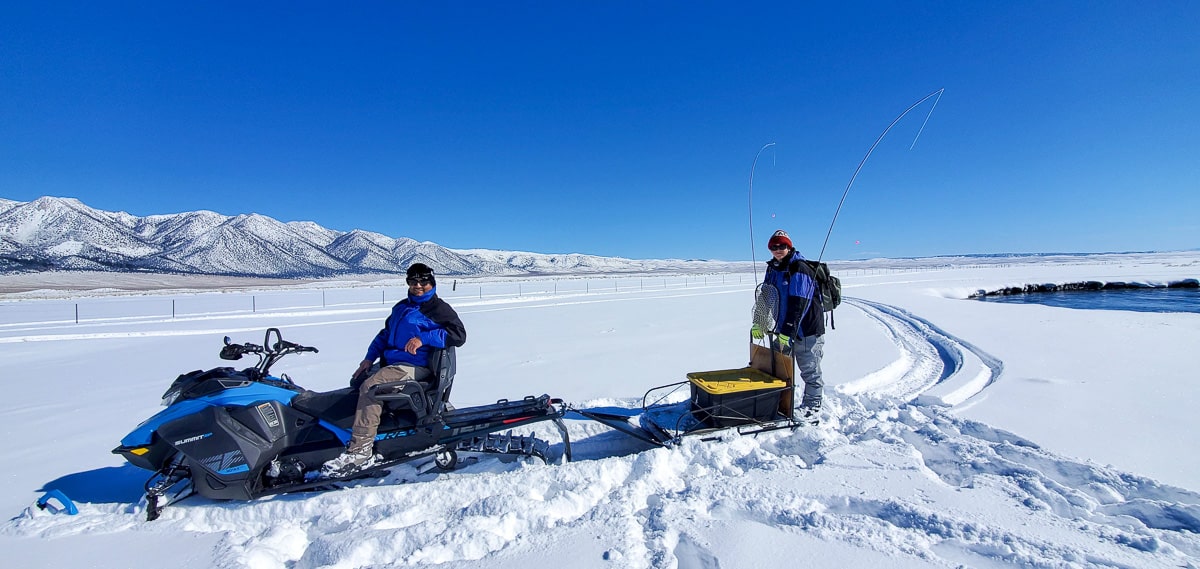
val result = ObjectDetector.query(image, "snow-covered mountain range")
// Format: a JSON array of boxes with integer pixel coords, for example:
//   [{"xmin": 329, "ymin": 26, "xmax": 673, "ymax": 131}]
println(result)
[{"xmin": 0, "ymin": 197, "xmax": 733, "ymax": 278}]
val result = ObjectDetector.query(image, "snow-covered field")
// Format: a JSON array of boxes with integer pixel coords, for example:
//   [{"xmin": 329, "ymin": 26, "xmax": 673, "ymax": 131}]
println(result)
[{"xmin": 2, "ymin": 252, "xmax": 1199, "ymax": 568}]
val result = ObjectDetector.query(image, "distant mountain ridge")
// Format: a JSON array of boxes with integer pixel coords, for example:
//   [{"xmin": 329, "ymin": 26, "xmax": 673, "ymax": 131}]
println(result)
[{"xmin": 0, "ymin": 196, "xmax": 730, "ymax": 278}]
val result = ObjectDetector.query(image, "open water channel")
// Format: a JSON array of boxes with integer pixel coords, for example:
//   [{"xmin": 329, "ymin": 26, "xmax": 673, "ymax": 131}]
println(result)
[{"xmin": 977, "ymin": 287, "xmax": 1200, "ymax": 314}]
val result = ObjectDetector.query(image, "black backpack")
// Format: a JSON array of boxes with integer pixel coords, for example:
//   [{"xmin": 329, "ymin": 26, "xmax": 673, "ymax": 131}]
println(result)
[{"xmin": 790, "ymin": 259, "xmax": 842, "ymax": 328}]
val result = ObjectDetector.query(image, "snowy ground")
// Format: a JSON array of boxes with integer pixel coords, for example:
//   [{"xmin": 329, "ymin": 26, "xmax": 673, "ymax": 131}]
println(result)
[{"xmin": 2, "ymin": 252, "xmax": 1199, "ymax": 568}]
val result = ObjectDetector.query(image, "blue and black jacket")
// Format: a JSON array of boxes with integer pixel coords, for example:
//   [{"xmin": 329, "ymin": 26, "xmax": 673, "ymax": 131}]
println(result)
[
  {"xmin": 763, "ymin": 252, "xmax": 825, "ymax": 339},
  {"xmin": 365, "ymin": 287, "xmax": 466, "ymax": 367}
]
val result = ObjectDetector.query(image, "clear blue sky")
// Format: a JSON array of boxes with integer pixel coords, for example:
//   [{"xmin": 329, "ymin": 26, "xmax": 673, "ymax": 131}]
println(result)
[{"xmin": 2, "ymin": 2, "xmax": 1197, "ymax": 261}]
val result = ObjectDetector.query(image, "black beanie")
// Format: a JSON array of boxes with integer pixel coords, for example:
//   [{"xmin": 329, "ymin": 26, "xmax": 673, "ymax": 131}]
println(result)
[{"xmin": 407, "ymin": 263, "xmax": 435, "ymax": 284}]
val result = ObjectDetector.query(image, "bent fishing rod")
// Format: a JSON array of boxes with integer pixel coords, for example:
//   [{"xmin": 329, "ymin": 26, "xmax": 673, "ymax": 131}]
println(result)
[
  {"xmin": 815, "ymin": 88, "xmax": 944, "ymax": 263},
  {"xmin": 747, "ymin": 141, "xmax": 776, "ymax": 282}
]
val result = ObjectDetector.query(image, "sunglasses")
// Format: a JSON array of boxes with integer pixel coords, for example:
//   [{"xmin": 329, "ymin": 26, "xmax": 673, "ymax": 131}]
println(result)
[
  {"xmin": 406, "ymin": 276, "xmax": 434, "ymax": 286},
  {"xmin": 768, "ymin": 244, "xmax": 790, "ymax": 251}
]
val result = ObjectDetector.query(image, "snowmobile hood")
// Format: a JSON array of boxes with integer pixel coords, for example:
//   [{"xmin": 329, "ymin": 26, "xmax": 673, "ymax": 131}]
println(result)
[{"xmin": 120, "ymin": 381, "xmax": 299, "ymax": 447}]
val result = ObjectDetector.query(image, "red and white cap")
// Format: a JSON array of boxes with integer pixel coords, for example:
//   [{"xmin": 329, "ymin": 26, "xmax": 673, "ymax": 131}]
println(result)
[{"xmin": 767, "ymin": 230, "xmax": 792, "ymax": 250}]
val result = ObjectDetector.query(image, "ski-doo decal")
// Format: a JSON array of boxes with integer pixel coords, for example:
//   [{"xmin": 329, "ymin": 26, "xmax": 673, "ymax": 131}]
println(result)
[{"xmin": 376, "ymin": 423, "xmax": 450, "ymax": 441}]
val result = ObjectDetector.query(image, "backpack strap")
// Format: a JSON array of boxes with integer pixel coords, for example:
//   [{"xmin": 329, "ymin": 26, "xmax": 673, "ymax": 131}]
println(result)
[{"xmin": 790, "ymin": 258, "xmax": 836, "ymax": 330}]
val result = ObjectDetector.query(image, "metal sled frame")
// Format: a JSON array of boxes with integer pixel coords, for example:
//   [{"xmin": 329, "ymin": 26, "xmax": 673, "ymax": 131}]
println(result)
[
  {"xmin": 575, "ymin": 338, "xmax": 801, "ymax": 447},
  {"xmin": 576, "ymin": 380, "xmax": 798, "ymax": 447}
]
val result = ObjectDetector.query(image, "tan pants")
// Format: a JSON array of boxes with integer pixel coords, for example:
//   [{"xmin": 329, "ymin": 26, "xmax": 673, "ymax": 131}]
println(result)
[{"xmin": 349, "ymin": 364, "xmax": 432, "ymax": 453}]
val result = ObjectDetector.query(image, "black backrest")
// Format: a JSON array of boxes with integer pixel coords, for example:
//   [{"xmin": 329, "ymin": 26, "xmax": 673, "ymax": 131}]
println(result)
[{"xmin": 425, "ymin": 346, "xmax": 456, "ymax": 416}]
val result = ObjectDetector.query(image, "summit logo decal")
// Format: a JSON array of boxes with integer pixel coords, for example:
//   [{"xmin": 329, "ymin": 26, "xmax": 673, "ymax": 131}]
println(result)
[{"xmin": 174, "ymin": 432, "xmax": 213, "ymax": 446}]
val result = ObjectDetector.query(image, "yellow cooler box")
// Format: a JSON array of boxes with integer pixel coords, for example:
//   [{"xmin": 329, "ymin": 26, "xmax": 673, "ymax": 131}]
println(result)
[{"xmin": 688, "ymin": 368, "xmax": 787, "ymax": 428}]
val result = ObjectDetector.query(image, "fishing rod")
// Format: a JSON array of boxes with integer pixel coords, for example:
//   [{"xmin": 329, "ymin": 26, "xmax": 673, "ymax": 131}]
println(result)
[
  {"xmin": 816, "ymin": 88, "xmax": 944, "ymax": 263},
  {"xmin": 747, "ymin": 142, "xmax": 776, "ymax": 282}
]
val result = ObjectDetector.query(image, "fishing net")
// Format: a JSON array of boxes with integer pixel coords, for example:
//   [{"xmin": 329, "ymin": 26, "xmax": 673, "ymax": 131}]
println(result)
[{"xmin": 751, "ymin": 283, "xmax": 780, "ymax": 332}]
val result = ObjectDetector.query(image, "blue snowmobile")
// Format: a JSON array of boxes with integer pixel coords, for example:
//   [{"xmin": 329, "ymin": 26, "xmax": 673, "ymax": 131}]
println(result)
[{"xmin": 113, "ymin": 328, "xmax": 570, "ymax": 520}]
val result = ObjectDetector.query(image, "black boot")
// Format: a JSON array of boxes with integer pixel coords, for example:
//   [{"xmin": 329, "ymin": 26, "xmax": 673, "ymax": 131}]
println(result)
[{"xmin": 795, "ymin": 398, "xmax": 822, "ymax": 426}]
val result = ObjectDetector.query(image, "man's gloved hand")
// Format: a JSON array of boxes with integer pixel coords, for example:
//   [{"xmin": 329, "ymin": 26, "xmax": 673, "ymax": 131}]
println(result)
[
  {"xmin": 777, "ymin": 334, "xmax": 792, "ymax": 348},
  {"xmin": 750, "ymin": 325, "xmax": 764, "ymax": 340},
  {"xmin": 350, "ymin": 359, "xmax": 373, "ymax": 389}
]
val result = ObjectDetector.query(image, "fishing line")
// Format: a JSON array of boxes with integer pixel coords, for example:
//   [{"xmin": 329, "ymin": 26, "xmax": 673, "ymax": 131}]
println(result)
[
  {"xmin": 817, "ymin": 88, "xmax": 945, "ymax": 263},
  {"xmin": 909, "ymin": 89, "xmax": 943, "ymax": 150}
]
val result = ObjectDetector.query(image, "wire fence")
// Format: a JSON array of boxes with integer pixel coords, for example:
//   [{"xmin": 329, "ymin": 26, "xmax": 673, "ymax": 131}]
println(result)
[
  {"xmin": 0, "ymin": 263, "xmax": 1037, "ymax": 328},
  {"xmin": 0, "ymin": 273, "xmax": 758, "ymax": 328}
]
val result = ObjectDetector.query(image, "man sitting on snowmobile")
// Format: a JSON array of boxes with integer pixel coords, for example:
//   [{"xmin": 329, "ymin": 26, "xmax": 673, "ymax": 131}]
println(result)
[{"xmin": 322, "ymin": 263, "xmax": 467, "ymax": 477}]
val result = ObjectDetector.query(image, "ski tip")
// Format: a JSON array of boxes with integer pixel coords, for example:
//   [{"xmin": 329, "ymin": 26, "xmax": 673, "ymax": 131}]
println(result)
[{"xmin": 36, "ymin": 489, "xmax": 79, "ymax": 516}]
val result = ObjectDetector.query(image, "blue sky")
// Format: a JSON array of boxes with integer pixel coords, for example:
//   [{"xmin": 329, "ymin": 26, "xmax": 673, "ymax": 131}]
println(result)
[{"xmin": 2, "ymin": 2, "xmax": 1197, "ymax": 261}]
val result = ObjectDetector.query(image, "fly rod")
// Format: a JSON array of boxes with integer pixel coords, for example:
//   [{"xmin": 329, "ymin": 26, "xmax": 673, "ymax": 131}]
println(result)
[
  {"xmin": 816, "ymin": 88, "xmax": 944, "ymax": 262},
  {"xmin": 747, "ymin": 142, "xmax": 776, "ymax": 282}
]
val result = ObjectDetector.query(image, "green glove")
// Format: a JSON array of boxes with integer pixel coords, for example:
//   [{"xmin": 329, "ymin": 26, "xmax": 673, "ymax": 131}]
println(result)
[
  {"xmin": 777, "ymin": 334, "xmax": 792, "ymax": 348},
  {"xmin": 750, "ymin": 325, "xmax": 764, "ymax": 340}
]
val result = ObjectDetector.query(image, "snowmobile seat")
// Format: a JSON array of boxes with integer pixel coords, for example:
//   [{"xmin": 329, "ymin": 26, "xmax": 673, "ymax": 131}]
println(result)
[
  {"xmin": 290, "ymin": 347, "xmax": 456, "ymax": 430},
  {"xmin": 427, "ymin": 346, "xmax": 456, "ymax": 411},
  {"xmin": 289, "ymin": 387, "xmax": 359, "ymax": 431},
  {"xmin": 371, "ymin": 346, "xmax": 456, "ymax": 425}
]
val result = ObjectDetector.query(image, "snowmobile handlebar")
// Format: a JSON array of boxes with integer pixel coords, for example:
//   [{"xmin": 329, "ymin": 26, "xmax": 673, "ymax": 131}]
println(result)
[
  {"xmin": 220, "ymin": 328, "xmax": 318, "ymax": 376},
  {"xmin": 219, "ymin": 340, "xmax": 263, "ymax": 360},
  {"xmin": 273, "ymin": 339, "xmax": 318, "ymax": 354}
]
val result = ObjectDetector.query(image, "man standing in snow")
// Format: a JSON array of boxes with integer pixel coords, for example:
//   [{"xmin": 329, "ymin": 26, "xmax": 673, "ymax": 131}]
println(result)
[
  {"xmin": 751, "ymin": 230, "xmax": 825, "ymax": 425},
  {"xmin": 322, "ymin": 263, "xmax": 466, "ymax": 477}
]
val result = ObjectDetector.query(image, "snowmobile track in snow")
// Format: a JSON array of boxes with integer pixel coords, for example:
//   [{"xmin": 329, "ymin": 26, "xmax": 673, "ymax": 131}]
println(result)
[{"xmin": 839, "ymin": 297, "xmax": 1004, "ymax": 406}]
